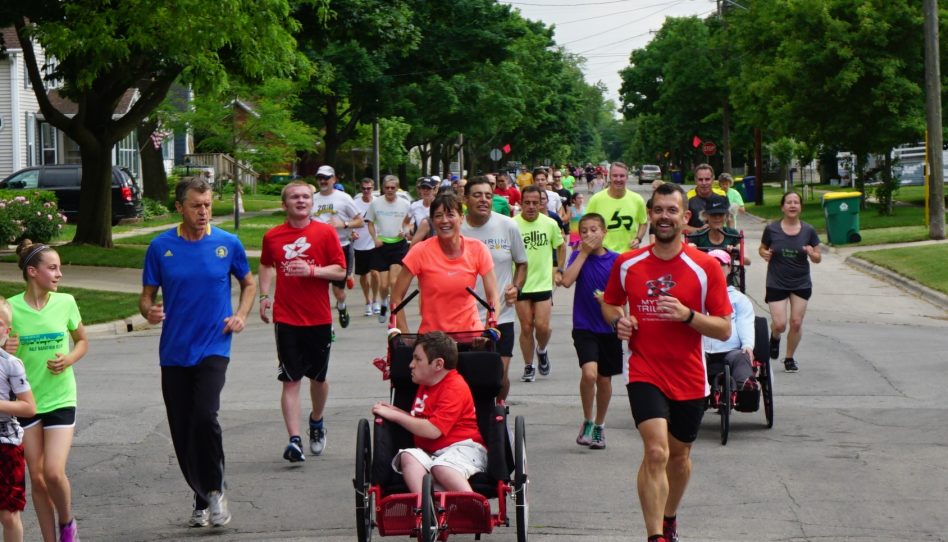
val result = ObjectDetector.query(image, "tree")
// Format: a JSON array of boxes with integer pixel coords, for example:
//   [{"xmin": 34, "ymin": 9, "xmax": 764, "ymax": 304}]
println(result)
[
  {"xmin": 728, "ymin": 0, "xmax": 927, "ymax": 199},
  {"xmin": 619, "ymin": 17, "xmax": 721, "ymax": 171},
  {"xmin": 1, "ymin": 0, "xmax": 309, "ymax": 246},
  {"xmin": 186, "ymin": 79, "xmax": 318, "ymax": 178}
]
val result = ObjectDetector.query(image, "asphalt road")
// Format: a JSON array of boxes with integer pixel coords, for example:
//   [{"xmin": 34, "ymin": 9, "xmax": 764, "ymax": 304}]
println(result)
[{"xmin": 14, "ymin": 183, "xmax": 948, "ymax": 541}]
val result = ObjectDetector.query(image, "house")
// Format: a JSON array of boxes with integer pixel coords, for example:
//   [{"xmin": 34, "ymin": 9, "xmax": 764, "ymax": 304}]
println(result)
[{"xmin": 0, "ymin": 27, "xmax": 175, "ymax": 180}]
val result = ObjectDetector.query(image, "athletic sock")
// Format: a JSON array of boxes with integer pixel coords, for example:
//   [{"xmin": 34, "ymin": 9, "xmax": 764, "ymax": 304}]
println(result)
[
  {"xmin": 309, "ymin": 416, "xmax": 324, "ymax": 429},
  {"xmin": 648, "ymin": 535, "xmax": 664, "ymax": 542},
  {"xmin": 337, "ymin": 302, "xmax": 346, "ymax": 310},
  {"xmin": 536, "ymin": 346, "xmax": 547, "ymax": 354}
]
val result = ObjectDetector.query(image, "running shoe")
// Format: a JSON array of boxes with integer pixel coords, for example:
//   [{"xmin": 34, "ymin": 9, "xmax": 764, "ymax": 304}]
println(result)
[
  {"xmin": 59, "ymin": 519, "xmax": 79, "ymax": 542},
  {"xmin": 372, "ymin": 302, "xmax": 381, "ymax": 315},
  {"xmin": 309, "ymin": 422, "xmax": 327, "ymax": 456},
  {"xmin": 589, "ymin": 425, "xmax": 606, "ymax": 450},
  {"xmin": 189, "ymin": 508, "xmax": 210, "ymax": 528},
  {"xmin": 364, "ymin": 304, "xmax": 373, "ymax": 316},
  {"xmin": 346, "ymin": 276, "xmax": 355, "ymax": 289},
  {"xmin": 207, "ymin": 490, "xmax": 231, "ymax": 527},
  {"xmin": 663, "ymin": 517, "xmax": 679, "ymax": 542},
  {"xmin": 537, "ymin": 350, "xmax": 551, "ymax": 376},
  {"xmin": 377, "ymin": 304, "xmax": 388, "ymax": 324},
  {"xmin": 784, "ymin": 357, "xmax": 799, "ymax": 373},
  {"xmin": 521, "ymin": 365, "xmax": 536, "ymax": 382},
  {"xmin": 769, "ymin": 335, "xmax": 780, "ymax": 359},
  {"xmin": 576, "ymin": 421, "xmax": 594, "ymax": 446},
  {"xmin": 283, "ymin": 436, "xmax": 305, "ymax": 463},
  {"xmin": 338, "ymin": 306, "xmax": 350, "ymax": 328}
]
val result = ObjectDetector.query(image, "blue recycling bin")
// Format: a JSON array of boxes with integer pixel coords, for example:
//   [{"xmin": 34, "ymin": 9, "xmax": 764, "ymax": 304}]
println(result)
[
  {"xmin": 742, "ymin": 176, "xmax": 756, "ymax": 201},
  {"xmin": 671, "ymin": 170, "xmax": 683, "ymax": 183}
]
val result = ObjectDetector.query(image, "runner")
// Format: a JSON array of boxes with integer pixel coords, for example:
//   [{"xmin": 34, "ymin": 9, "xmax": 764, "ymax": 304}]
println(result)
[
  {"xmin": 0, "ymin": 296, "xmax": 36, "ymax": 542},
  {"xmin": 390, "ymin": 192, "xmax": 499, "ymax": 334},
  {"xmin": 759, "ymin": 191, "xmax": 821, "ymax": 373},
  {"xmin": 685, "ymin": 163, "xmax": 727, "ymax": 233},
  {"xmin": 367, "ymin": 175, "xmax": 412, "ymax": 324},
  {"xmin": 584, "ymin": 161, "xmax": 648, "ymax": 254},
  {"xmin": 559, "ymin": 213, "xmax": 621, "ymax": 450},
  {"xmin": 312, "ymin": 165, "xmax": 364, "ymax": 329},
  {"xmin": 461, "ymin": 177, "xmax": 527, "ymax": 401},
  {"xmin": 601, "ymin": 182, "xmax": 731, "ymax": 542},
  {"xmin": 140, "ymin": 177, "xmax": 256, "ymax": 529},
  {"xmin": 5, "ymin": 242, "xmax": 88, "ymax": 542},
  {"xmin": 258, "ymin": 181, "xmax": 346, "ymax": 463},
  {"xmin": 409, "ymin": 176, "xmax": 437, "ymax": 243},
  {"xmin": 352, "ymin": 178, "xmax": 382, "ymax": 316},
  {"xmin": 514, "ymin": 186, "xmax": 566, "ymax": 382}
]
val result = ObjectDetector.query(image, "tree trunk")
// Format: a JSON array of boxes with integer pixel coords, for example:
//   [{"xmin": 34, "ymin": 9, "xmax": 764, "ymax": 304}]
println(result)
[
  {"xmin": 73, "ymin": 143, "xmax": 115, "ymax": 247},
  {"xmin": 418, "ymin": 145, "xmax": 430, "ymax": 176},
  {"xmin": 137, "ymin": 120, "xmax": 168, "ymax": 203}
]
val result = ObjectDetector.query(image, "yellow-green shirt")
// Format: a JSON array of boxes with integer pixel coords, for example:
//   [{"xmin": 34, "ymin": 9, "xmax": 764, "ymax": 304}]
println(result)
[
  {"xmin": 514, "ymin": 213, "xmax": 563, "ymax": 293},
  {"xmin": 9, "ymin": 292, "xmax": 81, "ymax": 414},
  {"xmin": 584, "ymin": 189, "xmax": 648, "ymax": 254}
]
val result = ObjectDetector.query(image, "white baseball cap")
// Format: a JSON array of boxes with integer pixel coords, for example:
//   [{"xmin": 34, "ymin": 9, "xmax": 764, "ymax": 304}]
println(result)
[{"xmin": 316, "ymin": 165, "xmax": 335, "ymax": 177}]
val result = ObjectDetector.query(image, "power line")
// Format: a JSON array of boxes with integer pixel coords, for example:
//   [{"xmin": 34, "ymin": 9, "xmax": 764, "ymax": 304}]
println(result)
[
  {"xmin": 508, "ymin": 0, "xmax": 662, "ymax": 6},
  {"xmin": 552, "ymin": 0, "xmax": 685, "ymax": 26},
  {"xmin": 560, "ymin": 1, "xmax": 684, "ymax": 46},
  {"xmin": 573, "ymin": 8, "xmax": 714, "ymax": 54}
]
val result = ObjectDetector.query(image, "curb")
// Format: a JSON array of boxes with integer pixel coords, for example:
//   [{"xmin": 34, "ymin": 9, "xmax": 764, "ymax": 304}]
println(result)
[
  {"xmin": 83, "ymin": 313, "xmax": 157, "ymax": 337},
  {"xmin": 844, "ymin": 255, "xmax": 948, "ymax": 313}
]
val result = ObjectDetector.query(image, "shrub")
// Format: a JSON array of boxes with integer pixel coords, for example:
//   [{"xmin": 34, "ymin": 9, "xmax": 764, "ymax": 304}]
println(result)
[
  {"xmin": 0, "ymin": 192, "xmax": 68, "ymax": 245},
  {"xmin": 141, "ymin": 198, "xmax": 170, "ymax": 220}
]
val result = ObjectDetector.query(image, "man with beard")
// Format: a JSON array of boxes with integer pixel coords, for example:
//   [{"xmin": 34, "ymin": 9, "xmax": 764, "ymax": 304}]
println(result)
[
  {"xmin": 601, "ymin": 182, "xmax": 731, "ymax": 542},
  {"xmin": 684, "ymin": 163, "xmax": 727, "ymax": 233}
]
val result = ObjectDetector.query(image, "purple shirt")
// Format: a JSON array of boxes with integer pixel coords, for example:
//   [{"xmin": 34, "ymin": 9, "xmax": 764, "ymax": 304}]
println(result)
[{"xmin": 568, "ymin": 249, "xmax": 619, "ymax": 333}]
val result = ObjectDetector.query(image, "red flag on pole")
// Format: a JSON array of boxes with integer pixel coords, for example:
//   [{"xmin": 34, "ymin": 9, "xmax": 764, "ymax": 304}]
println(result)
[
  {"xmin": 502, "ymin": 143, "xmax": 511, "ymax": 154},
  {"xmin": 692, "ymin": 135, "xmax": 702, "ymax": 148}
]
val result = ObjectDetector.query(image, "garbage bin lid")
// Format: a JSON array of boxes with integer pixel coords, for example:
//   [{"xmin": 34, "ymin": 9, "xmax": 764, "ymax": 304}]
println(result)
[{"xmin": 822, "ymin": 191, "xmax": 862, "ymax": 201}]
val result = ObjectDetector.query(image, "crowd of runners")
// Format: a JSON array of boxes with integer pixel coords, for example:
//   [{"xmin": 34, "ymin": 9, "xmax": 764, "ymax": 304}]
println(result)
[{"xmin": 0, "ymin": 161, "xmax": 823, "ymax": 542}]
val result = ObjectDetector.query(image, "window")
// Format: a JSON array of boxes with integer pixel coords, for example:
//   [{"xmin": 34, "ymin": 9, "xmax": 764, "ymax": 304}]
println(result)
[
  {"xmin": 62, "ymin": 136, "xmax": 81, "ymax": 164},
  {"xmin": 40, "ymin": 122, "xmax": 58, "ymax": 164},
  {"xmin": 25, "ymin": 113, "xmax": 35, "ymax": 166},
  {"xmin": 42, "ymin": 168, "xmax": 78, "ymax": 188},
  {"xmin": 115, "ymin": 131, "xmax": 138, "ymax": 177},
  {"xmin": 5, "ymin": 170, "xmax": 40, "ymax": 189}
]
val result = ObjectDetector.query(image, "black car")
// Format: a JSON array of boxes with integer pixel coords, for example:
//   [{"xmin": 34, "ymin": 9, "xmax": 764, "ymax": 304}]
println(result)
[{"xmin": 0, "ymin": 164, "xmax": 144, "ymax": 225}]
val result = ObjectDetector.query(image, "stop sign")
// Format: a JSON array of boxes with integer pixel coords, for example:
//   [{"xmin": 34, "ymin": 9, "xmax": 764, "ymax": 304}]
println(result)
[{"xmin": 702, "ymin": 141, "xmax": 717, "ymax": 156}]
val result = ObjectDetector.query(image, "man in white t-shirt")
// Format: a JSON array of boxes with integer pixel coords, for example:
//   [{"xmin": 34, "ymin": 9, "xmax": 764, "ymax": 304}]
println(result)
[
  {"xmin": 312, "ymin": 165, "xmax": 364, "ymax": 329},
  {"xmin": 461, "ymin": 178, "xmax": 526, "ymax": 401},
  {"xmin": 352, "ymin": 177, "xmax": 382, "ymax": 316},
  {"xmin": 534, "ymin": 168, "xmax": 564, "ymax": 219},
  {"xmin": 366, "ymin": 175, "xmax": 412, "ymax": 323},
  {"xmin": 409, "ymin": 176, "xmax": 437, "ymax": 244}
]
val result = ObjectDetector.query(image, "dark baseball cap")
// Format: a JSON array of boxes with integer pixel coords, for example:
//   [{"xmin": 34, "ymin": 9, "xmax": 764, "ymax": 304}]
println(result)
[
  {"xmin": 418, "ymin": 177, "xmax": 438, "ymax": 188},
  {"xmin": 705, "ymin": 195, "xmax": 730, "ymax": 215}
]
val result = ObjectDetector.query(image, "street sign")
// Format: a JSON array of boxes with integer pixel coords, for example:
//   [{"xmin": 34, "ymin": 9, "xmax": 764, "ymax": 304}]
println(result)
[
  {"xmin": 489, "ymin": 148, "xmax": 502, "ymax": 161},
  {"xmin": 702, "ymin": 141, "xmax": 717, "ymax": 156}
]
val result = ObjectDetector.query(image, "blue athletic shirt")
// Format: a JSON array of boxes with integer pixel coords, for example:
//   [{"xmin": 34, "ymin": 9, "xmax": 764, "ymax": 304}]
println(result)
[
  {"xmin": 567, "ymin": 249, "xmax": 619, "ymax": 334},
  {"xmin": 142, "ymin": 225, "xmax": 251, "ymax": 367}
]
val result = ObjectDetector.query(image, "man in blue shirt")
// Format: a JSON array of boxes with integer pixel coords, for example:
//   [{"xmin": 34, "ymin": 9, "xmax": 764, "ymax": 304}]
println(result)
[{"xmin": 139, "ymin": 177, "xmax": 256, "ymax": 529}]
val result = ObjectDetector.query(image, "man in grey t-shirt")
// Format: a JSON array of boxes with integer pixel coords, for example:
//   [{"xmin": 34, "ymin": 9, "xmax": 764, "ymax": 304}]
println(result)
[
  {"xmin": 366, "ymin": 175, "xmax": 412, "ymax": 323},
  {"xmin": 462, "ymin": 177, "xmax": 527, "ymax": 400}
]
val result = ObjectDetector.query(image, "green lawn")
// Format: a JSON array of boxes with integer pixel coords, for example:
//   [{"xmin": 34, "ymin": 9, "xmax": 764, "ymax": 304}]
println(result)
[
  {"xmin": 0, "ymin": 243, "xmax": 259, "ymax": 271},
  {"xmin": 0, "ymin": 282, "xmax": 141, "ymax": 325},
  {"xmin": 116, "ymin": 221, "xmax": 276, "ymax": 250},
  {"xmin": 853, "ymin": 244, "xmax": 948, "ymax": 295}
]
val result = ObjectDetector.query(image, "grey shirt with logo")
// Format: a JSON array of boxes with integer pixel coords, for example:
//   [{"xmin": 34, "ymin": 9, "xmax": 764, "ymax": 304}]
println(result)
[
  {"xmin": 461, "ymin": 213, "xmax": 527, "ymax": 325},
  {"xmin": 761, "ymin": 221, "xmax": 820, "ymax": 290}
]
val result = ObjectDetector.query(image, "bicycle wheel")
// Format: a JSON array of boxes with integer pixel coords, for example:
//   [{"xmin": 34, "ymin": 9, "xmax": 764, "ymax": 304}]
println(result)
[
  {"xmin": 720, "ymin": 365, "xmax": 731, "ymax": 445},
  {"xmin": 355, "ymin": 419, "xmax": 373, "ymax": 542},
  {"xmin": 515, "ymin": 415, "xmax": 528, "ymax": 542},
  {"xmin": 420, "ymin": 473, "xmax": 437, "ymax": 542}
]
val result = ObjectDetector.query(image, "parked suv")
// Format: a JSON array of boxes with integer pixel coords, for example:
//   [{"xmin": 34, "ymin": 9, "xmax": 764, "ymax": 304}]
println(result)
[
  {"xmin": 638, "ymin": 164, "xmax": 662, "ymax": 184},
  {"xmin": 0, "ymin": 165, "xmax": 143, "ymax": 225}
]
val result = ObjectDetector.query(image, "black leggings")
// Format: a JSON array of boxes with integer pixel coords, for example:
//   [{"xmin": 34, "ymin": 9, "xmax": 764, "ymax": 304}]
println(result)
[{"xmin": 161, "ymin": 355, "xmax": 228, "ymax": 509}]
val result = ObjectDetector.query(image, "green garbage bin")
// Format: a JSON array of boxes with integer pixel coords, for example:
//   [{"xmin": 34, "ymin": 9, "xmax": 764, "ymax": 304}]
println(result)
[{"xmin": 822, "ymin": 191, "xmax": 862, "ymax": 245}]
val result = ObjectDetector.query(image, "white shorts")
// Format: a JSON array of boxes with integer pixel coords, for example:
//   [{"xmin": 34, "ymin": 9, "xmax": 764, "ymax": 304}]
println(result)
[{"xmin": 393, "ymin": 439, "xmax": 488, "ymax": 480}]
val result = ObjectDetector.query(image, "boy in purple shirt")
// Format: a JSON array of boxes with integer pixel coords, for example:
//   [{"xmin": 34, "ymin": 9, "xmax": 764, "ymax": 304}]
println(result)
[{"xmin": 559, "ymin": 213, "xmax": 622, "ymax": 449}]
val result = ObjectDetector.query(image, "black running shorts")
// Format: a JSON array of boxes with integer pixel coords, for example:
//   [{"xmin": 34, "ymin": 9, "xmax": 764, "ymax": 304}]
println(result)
[
  {"xmin": 572, "ymin": 329, "xmax": 624, "ymax": 377},
  {"xmin": 275, "ymin": 323, "xmax": 332, "ymax": 382},
  {"xmin": 626, "ymin": 382, "xmax": 705, "ymax": 443}
]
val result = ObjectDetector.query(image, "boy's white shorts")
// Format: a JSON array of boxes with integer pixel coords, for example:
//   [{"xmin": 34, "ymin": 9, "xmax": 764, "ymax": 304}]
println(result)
[{"xmin": 393, "ymin": 439, "xmax": 488, "ymax": 479}]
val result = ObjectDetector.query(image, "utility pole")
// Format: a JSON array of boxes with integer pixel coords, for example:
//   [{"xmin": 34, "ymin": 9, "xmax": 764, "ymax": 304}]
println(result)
[
  {"xmin": 923, "ymin": 0, "xmax": 945, "ymax": 239},
  {"xmin": 372, "ymin": 120, "xmax": 380, "ymax": 191},
  {"xmin": 718, "ymin": 0, "xmax": 733, "ymax": 174}
]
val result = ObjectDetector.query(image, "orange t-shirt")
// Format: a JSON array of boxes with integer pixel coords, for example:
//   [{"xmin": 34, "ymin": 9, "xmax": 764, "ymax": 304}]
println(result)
[{"xmin": 402, "ymin": 236, "xmax": 494, "ymax": 333}]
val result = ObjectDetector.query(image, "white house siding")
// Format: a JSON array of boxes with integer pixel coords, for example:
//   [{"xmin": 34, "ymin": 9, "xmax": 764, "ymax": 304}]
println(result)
[{"xmin": 0, "ymin": 40, "xmax": 44, "ymax": 178}]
